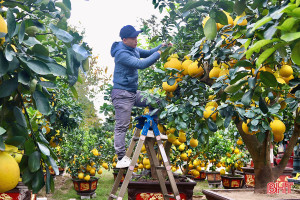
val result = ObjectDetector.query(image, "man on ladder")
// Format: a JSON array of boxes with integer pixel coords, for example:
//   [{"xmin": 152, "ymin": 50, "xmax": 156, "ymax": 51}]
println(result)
[{"xmin": 110, "ymin": 25, "xmax": 166, "ymax": 168}]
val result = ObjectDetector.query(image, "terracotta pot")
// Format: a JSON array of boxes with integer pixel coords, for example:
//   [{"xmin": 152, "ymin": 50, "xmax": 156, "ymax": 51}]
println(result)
[
  {"xmin": 72, "ymin": 177, "xmax": 99, "ymax": 196},
  {"xmin": 0, "ymin": 182, "xmax": 35, "ymax": 200},
  {"xmin": 241, "ymin": 167, "xmax": 293, "ymax": 188},
  {"xmin": 221, "ymin": 175, "xmax": 244, "ymax": 189},
  {"xmin": 206, "ymin": 171, "xmax": 222, "ymax": 184},
  {"xmin": 128, "ymin": 177, "xmax": 196, "ymax": 200}
]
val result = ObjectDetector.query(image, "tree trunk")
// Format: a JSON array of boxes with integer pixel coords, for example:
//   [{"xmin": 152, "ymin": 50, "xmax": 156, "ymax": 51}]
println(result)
[{"xmin": 236, "ymin": 116, "xmax": 300, "ymax": 193}]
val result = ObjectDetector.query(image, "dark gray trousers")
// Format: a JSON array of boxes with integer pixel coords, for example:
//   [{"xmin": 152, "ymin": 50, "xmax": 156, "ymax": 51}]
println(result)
[{"xmin": 111, "ymin": 89, "xmax": 158, "ymax": 160}]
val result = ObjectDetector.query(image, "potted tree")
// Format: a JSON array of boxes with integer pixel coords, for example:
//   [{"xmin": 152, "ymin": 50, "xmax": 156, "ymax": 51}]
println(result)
[
  {"xmin": 205, "ymin": 132, "xmax": 233, "ymax": 187},
  {"xmin": 61, "ymin": 129, "xmax": 102, "ymax": 197},
  {"xmin": 220, "ymin": 144, "xmax": 250, "ymax": 189}
]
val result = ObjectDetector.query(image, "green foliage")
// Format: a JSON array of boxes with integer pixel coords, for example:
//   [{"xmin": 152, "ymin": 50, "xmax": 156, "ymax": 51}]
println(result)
[{"xmin": 0, "ymin": 1, "xmax": 91, "ymax": 193}]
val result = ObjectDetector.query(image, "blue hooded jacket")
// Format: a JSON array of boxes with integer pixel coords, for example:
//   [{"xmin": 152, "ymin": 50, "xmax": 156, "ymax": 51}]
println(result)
[{"xmin": 111, "ymin": 42, "xmax": 162, "ymax": 93}]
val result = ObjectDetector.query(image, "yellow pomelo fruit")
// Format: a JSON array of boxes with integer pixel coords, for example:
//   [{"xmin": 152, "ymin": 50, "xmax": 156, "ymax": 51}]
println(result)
[
  {"xmin": 219, "ymin": 69, "xmax": 229, "ymax": 78},
  {"xmin": 173, "ymin": 139, "xmax": 182, "ymax": 146},
  {"xmin": 270, "ymin": 119, "xmax": 286, "ymax": 135},
  {"xmin": 180, "ymin": 153, "xmax": 188, "ymax": 161},
  {"xmin": 203, "ymin": 106, "xmax": 217, "ymax": 121},
  {"xmin": 205, "ymin": 101, "xmax": 218, "ymax": 108},
  {"xmin": 162, "ymin": 81, "xmax": 178, "ymax": 92},
  {"xmin": 190, "ymin": 138, "xmax": 198, "ymax": 148},
  {"xmin": 90, "ymin": 169, "xmax": 96, "ymax": 176},
  {"xmin": 157, "ymin": 124, "xmax": 165, "ymax": 134},
  {"xmin": 220, "ymin": 169, "xmax": 226, "ymax": 175},
  {"xmin": 178, "ymin": 131, "xmax": 186, "ymax": 143},
  {"xmin": 86, "ymin": 164, "xmax": 92, "ymax": 172},
  {"xmin": 0, "ymin": 15, "xmax": 7, "ymax": 45},
  {"xmin": 277, "ymin": 77, "xmax": 286, "ymax": 84},
  {"xmin": 102, "ymin": 162, "xmax": 108, "ymax": 169},
  {"xmin": 182, "ymin": 59, "xmax": 193, "ymax": 75},
  {"xmin": 273, "ymin": 133, "xmax": 284, "ymax": 142},
  {"xmin": 233, "ymin": 12, "xmax": 247, "ymax": 26},
  {"xmin": 193, "ymin": 160, "xmax": 199, "ymax": 166},
  {"xmin": 112, "ymin": 162, "xmax": 117, "ymax": 168},
  {"xmin": 234, "ymin": 148, "xmax": 240, "ymax": 154},
  {"xmin": 164, "ymin": 58, "xmax": 182, "ymax": 70},
  {"xmin": 279, "ymin": 65, "xmax": 293, "ymax": 78},
  {"xmin": 242, "ymin": 119, "xmax": 257, "ymax": 135},
  {"xmin": 237, "ymin": 139, "xmax": 243, "ymax": 145},
  {"xmin": 138, "ymin": 163, "xmax": 143, "ymax": 169},
  {"xmin": 84, "ymin": 175, "xmax": 90, "ymax": 181},
  {"xmin": 97, "ymin": 168, "xmax": 103, "ymax": 175},
  {"xmin": 188, "ymin": 61, "xmax": 204, "ymax": 78},
  {"xmin": 167, "ymin": 133, "xmax": 177, "ymax": 143},
  {"xmin": 143, "ymin": 158, "xmax": 150, "ymax": 166},
  {"xmin": 0, "ymin": 151, "xmax": 20, "ymax": 193},
  {"xmin": 209, "ymin": 67, "xmax": 221, "ymax": 78},
  {"xmin": 224, "ymin": 12, "xmax": 234, "ymax": 26},
  {"xmin": 78, "ymin": 172, "xmax": 84, "ymax": 179},
  {"xmin": 145, "ymin": 164, "xmax": 151, "ymax": 169},
  {"xmin": 178, "ymin": 143, "xmax": 186, "ymax": 151},
  {"xmin": 193, "ymin": 170, "xmax": 200, "ymax": 177},
  {"xmin": 281, "ymin": 75, "xmax": 294, "ymax": 84}
]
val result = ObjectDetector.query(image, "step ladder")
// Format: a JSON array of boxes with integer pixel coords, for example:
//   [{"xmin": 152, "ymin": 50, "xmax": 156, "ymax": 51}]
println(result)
[{"xmin": 108, "ymin": 115, "xmax": 181, "ymax": 200}]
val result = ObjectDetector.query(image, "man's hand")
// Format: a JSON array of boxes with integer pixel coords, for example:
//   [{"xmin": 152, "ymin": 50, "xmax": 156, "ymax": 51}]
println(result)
[
  {"xmin": 162, "ymin": 43, "xmax": 173, "ymax": 47},
  {"xmin": 158, "ymin": 50, "xmax": 162, "ymax": 55}
]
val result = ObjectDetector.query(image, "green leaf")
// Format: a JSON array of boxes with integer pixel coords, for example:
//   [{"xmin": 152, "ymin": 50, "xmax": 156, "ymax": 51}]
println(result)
[
  {"xmin": 214, "ymin": 10, "xmax": 228, "ymax": 25},
  {"xmin": 0, "ymin": 51, "xmax": 9, "ymax": 77},
  {"xmin": 24, "ymin": 139, "xmax": 35, "ymax": 155},
  {"xmin": 234, "ymin": 0, "xmax": 247, "ymax": 15},
  {"xmin": 5, "ymin": 45, "xmax": 16, "ymax": 61},
  {"xmin": 230, "ymin": 91, "xmax": 244, "ymax": 101},
  {"xmin": 13, "ymin": 107, "xmax": 27, "ymax": 127},
  {"xmin": 217, "ymin": 1, "xmax": 234, "ymax": 13},
  {"xmin": 256, "ymin": 47, "xmax": 276, "ymax": 67},
  {"xmin": 248, "ymin": 77, "xmax": 256, "ymax": 89},
  {"xmin": 82, "ymin": 58, "xmax": 89, "ymax": 72},
  {"xmin": 251, "ymin": 16, "xmax": 272, "ymax": 33},
  {"xmin": 72, "ymin": 44, "xmax": 90, "ymax": 61},
  {"xmin": 207, "ymin": 118, "xmax": 218, "ymax": 132},
  {"xmin": 245, "ymin": 39, "xmax": 278, "ymax": 59},
  {"xmin": 276, "ymin": 17, "xmax": 298, "ymax": 32},
  {"xmin": 150, "ymin": 35, "xmax": 159, "ymax": 43},
  {"xmin": 63, "ymin": 0, "xmax": 71, "ymax": 9},
  {"xmin": 33, "ymin": 91, "xmax": 50, "ymax": 115},
  {"xmin": 241, "ymin": 89, "xmax": 253, "ymax": 106},
  {"xmin": 38, "ymin": 142, "xmax": 50, "ymax": 156},
  {"xmin": 257, "ymin": 132, "xmax": 266, "ymax": 143},
  {"xmin": 259, "ymin": 96, "xmax": 268, "ymax": 114},
  {"xmin": 25, "ymin": 60, "xmax": 51, "ymax": 75},
  {"xmin": 32, "ymin": 44, "xmax": 49, "ymax": 57},
  {"xmin": 48, "ymin": 155, "xmax": 59, "ymax": 175},
  {"xmin": 49, "ymin": 23, "xmax": 73, "ymax": 43},
  {"xmin": 291, "ymin": 41, "xmax": 300, "ymax": 65},
  {"xmin": 281, "ymin": 32, "xmax": 300, "ymax": 42},
  {"xmin": 260, "ymin": 71, "xmax": 278, "ymax": 87},
  {"xmin": 224, "ymin": 79, "xmax": 247, "ymax": 93},
  {"xmin": 22, "ymin": 168, "xmax": 34, "ymax": 184},
  {"xmin": 251, "ymin": 0, "xmax": 265, "ymax": 9},
  {"xmin": 28, "ymin": 151, "xmax": 41, "ymax": 173},
  {"xmin": 0, "ymin": 127, "xmax": 6, "ymax": 135},
  {"xmin": 7, "ymin": 9, "xmax": 16, "ymax": 38},
  {"xmin": 181, "ymin": 1, "xmax": 212, "ymax": 12},
  {"xmin": 32, "ymin": 169, "xmax": 45, "ymax": 194},
  {"xmin": 0, "ymin": 77, "xmax": 18, "ymax": 98},
  {"xmin": 45, "ymin": 167, "xmax": 51, "ymax": 194},
  {"xmin": 204, "ymin": 18, "xmax": 217, "ymax": 40},
  {"xmin": 70, "ymin": 86, "xmax": 78, "ymax": 99},
  {"xmin": 18, "ymin": 21, "xmax": 25, "ymax": 44},
  {"xmin": 47, "ymin": 63, "xmax": 67, "ymax": 77}
]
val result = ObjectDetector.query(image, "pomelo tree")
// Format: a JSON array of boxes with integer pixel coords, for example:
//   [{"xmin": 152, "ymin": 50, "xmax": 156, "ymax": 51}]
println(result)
[
  {"xmin": 0, "ymin": 0, "xmax": 90, "ymax": 193},
  {"xmin": 141, "ymin": 0, "xmax": 300, "ymax": 193}
]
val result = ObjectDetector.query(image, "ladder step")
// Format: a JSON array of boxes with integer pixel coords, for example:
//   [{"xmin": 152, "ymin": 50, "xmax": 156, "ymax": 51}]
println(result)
[
  {"xmin": 133, "ymin": 136, "xmax": 139, "ymax": 141},
  {"xmin": 164, "ymin": 194, "xmax": 175, "ymax": 198},
  {"xmin": 155, "ymin": 166, "xmax": 166, "ymax": 170},
  {"xmin": 109, "ymin": 194, "xmax": 117, "ymax": 199}
]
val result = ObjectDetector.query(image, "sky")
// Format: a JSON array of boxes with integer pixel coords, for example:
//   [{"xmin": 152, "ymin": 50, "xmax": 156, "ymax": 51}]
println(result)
[{"xmin": 68, "ymin": 0, "xmax": 165, "ymax": 117}]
